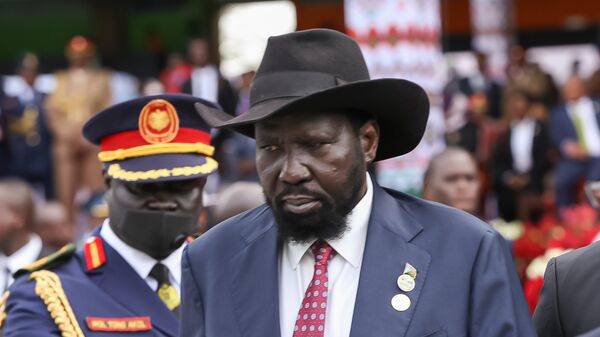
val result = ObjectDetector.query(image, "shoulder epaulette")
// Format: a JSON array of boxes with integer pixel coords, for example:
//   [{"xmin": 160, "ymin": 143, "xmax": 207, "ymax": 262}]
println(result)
[
  {"xmin": 83, "ymin": 236, "xmax": 106, "ymax": 271},
  {"xmin": 14, "ymin": 243, "xmax": 76, "ymax": 278},
  {"xmin": 29, "ymin": 270, "xmax": 84, "ymax": 337}
]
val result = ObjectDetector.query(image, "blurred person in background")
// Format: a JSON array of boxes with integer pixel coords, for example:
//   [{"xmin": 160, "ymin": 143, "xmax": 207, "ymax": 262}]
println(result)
[
  {"xmin": 457, "ymin": 52, "xmax": 503, "ymax": 120},
  {"xmin": 212, "ymin": 181, "xmax": 264, "ymax": 225},
  {"xmin": 46, "ymin": 36, "xmax": 111, "ymax": 221},
  {"xmin": 0, "ymin": 178, "xmax": 54, "ymax": 293},
  {"xmin": 493, "ymin": 90, "xmax": 551, "ymax": 222},
  {"xmin": 182, "ymin": 36, "xmax": 237, "ymax": 115},
  {"xmin": 423, "ymin": 147, "xmax": 481, "ymax": 216},
  {"xmin": 0, "ymin": 78, "xmax": 10, "ymax": 177},
  {"xmin": 505, "ymin": 44, "xmax": 559, "ymax": 110},
  {"xmin": 35, "ymin": 201, "xmax": 74, "ymax": 251},
  {"xmin": 0, "ymin": 53, "xmax": 54, "ymax": 199},
  {"xmin": 182, "ymin": 36, "xmax": 239, "ymax": 198},
  {"xmin": 142, "ymin": 77, "xmax": 166, "ymax": 96},
  {"xmin": 550, "ymin": 75, "xmax": 600, "ymax": 211},
  {"xmin": 160, "ymin": 52, "xmax": 192, "ymax": 93}
]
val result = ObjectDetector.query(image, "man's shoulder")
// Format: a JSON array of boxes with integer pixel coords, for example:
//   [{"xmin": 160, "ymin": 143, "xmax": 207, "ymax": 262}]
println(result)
[
  {"xmin": 13, "ymin": 244, "xmax": 79, "ymax": 280},
  {"xmin": 555, "ymin": 241, "xmax": 600, "ymax": 272},
  {"xmin": 385, "ymin": 188, "xmax": 493, "ymax": 238}
]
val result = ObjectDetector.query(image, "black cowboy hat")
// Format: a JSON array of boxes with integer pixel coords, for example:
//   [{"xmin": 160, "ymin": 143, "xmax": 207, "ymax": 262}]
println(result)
[{"xmin": 195, "ymin": 28, "xmax": 429, "ymax": 161}]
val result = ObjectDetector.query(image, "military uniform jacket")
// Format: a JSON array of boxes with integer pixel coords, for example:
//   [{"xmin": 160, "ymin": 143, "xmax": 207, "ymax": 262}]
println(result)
[
  {"xmin": 1, "ymin": 232, "xmax": 178, "ymax": 337},
  {"xmin": 180, "ymin": 183, "xmax": 536, "ymax": 337}
]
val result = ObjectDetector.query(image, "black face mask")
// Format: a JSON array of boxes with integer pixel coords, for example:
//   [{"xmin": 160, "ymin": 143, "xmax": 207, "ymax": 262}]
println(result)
[{"xmin": 112, "ymin": 209, "xmax": 197, "ymax": 260}]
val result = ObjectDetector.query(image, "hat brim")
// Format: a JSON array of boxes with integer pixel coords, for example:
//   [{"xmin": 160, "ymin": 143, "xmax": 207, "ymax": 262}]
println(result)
[
  {"xmin": 195, "ymin": 78, "xmax": 429, "ymax": 161},
  {"xmin": 104, "ymin": 153, "xmax": 218, "ymax": 183}
]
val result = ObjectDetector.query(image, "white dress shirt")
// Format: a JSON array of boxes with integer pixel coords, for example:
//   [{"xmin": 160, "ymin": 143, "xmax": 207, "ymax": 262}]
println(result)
[
  {"xmin": 100, "ymin": 220, "xmax": 183, "ymax": 295},
  {"xmin": 0, "ymin": 233, "xmax": 43, "ymax": 290},
  {"xmin": 191, "ymin": 65, "xmax": 219, "ymax": 104},
  {"xmin": 568, "ymin": 97, "xmax": 600, "ymax": 157},
  {"xmin": 279, "ymin": 174, "xmax": 373, "ymax": 337},
  {"xmin": 510, "ymin": 117, "xmax": 536, "ymax": 173}
]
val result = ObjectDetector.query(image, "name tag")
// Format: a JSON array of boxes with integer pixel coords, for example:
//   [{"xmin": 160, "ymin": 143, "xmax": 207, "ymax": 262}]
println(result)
[{"xmin": 86, "ymin": 316, "xmax": 152, "ymax": 332}]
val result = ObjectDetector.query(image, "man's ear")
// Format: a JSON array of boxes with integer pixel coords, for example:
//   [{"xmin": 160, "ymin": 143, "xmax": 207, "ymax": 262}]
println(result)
[{"xmin": 359, "ymin": 120, "xmax": 379, "ymax": 164}]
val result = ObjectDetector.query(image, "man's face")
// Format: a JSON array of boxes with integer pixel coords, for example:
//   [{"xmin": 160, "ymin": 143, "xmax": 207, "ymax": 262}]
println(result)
[
  {"xmin": 105, "ymin": 178, "xmax": 206, "ymax": 224},
  {"xmin": 0, "ymin": 203, "xmax": 20, "ymax": 251},
  {"xmin": 188, "ymin": 39, "xmax": 210, "ymax": 67},
  {"xmin": 255, "ymin": 111, "xmax": 378, "ymax": 243},
  {"xmin": 425, "ymin": 153, "xmax": 480, "ymax": 214}
]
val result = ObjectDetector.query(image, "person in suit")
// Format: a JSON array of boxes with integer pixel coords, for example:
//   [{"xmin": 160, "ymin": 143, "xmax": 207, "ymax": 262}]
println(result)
[
  {"xmin": 550, "ymin": 75, "xmax": 600, "ymax": 210},
  {"xmin": 0, "ymin": 94, "xmax": 221, "ymax": 337},
  {"xmin": 533, "ymin": 179, "xmax": 600, "ymax": 337},
  {"xmin": 181, "ymin": 29, "xmax": 535, "ymax": 337},
  {"xmin": 0, "ymin": 178, "xmax": 55, "ymax": 293},
  {"xmin": 493, "ymin": 90, "xmax": 551, "ymax": 221},
  {"xmin": 458, "ymin": 52, "xmax": 503, "ymax": 120},
  {"xmin": 534, "ymin": 240, "xmax": 600, "ymax": 337}
]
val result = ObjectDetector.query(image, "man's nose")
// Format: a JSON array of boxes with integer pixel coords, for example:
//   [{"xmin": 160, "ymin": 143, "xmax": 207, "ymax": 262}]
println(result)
[{"xmin": 279, "ymin": 153, "xmax": 311, "ymax": 185}]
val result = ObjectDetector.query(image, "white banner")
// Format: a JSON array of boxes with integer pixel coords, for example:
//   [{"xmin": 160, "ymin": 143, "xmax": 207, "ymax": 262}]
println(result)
[{"xmin": 345, "ymin": 0, "xmax": 445, "ymax": 194}]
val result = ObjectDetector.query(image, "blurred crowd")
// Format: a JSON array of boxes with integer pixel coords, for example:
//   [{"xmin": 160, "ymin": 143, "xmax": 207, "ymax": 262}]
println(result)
[{"xmin": 3, "ymin": 35, "xmax": 600, "ymax": 312}]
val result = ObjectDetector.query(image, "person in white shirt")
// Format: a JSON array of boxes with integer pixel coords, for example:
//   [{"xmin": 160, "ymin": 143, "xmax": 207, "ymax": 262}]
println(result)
[
  {"xmin": 181, "ymin": 28, "xmax": 535, "ymax": 337},
  {"xmin": 493, "ymin": 90, "xmax": 550, "ymax": 221},
  {"xmin": 1, "ymin": 95, "xmax": 222, "ymax": 337},
  {"xmin": 0, "ymin": 178, "xmax": 54, "ymax": 293}
]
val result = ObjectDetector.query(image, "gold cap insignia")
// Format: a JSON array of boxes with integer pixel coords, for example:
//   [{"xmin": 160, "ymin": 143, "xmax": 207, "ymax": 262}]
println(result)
[{"xmin": 139, "ymin": 99, "xmax": 179, "ymax": 144}]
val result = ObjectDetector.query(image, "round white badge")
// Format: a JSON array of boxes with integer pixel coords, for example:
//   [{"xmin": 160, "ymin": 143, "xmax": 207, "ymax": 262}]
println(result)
[
  {"xmin": 397, "ymin": 274, "xmax": 416, "ymax": 292},
  {"xmin": 391, "ymin": 294, "xmax": 411, "ymax": 312}
]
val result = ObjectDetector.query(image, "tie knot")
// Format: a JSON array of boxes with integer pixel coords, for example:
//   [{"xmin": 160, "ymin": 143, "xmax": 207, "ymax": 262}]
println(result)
[
  {"xmin": 311, "ymin": 241, "xmax": 335, "ymax": 265},
  {"xmin": 149, "ymin": 263, "xmax": 170, "ymax": 285}
]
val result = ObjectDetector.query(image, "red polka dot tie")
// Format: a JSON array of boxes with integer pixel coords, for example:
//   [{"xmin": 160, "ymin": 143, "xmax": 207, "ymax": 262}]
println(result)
[{"xmin": 293, "ymin": 241, "xmax": 335, "ymax": 337}]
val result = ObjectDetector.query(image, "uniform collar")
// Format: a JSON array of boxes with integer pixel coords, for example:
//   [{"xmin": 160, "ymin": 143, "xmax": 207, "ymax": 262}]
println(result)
[
  {"xmin": 100, "ymin": 220, "xmax": 183, "ymax": 285},
  {"xmin": 285, "ymin": 173, "xmax": 373, "ymax": 269}
]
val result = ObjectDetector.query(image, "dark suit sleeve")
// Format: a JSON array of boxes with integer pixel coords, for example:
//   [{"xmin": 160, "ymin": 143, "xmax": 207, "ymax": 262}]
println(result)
[
  {"xmin": 180, "ymin": 246, "xmax": 206, "ymax": 337},
  {"xmin": 3, "ymin": 278, "xmax": 61, "ymax": 336},
  {"xmin": 469, "ymin": 231, "xmax": 537, "ymax": 337},
  {"xmin": 533, "ymin": 258, "xmax": 564, "ymax": 337}
]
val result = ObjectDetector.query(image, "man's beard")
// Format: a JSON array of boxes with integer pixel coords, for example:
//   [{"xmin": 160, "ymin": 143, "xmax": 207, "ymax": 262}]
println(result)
[{"xmin": 266, "ymin": 160, "xmax": 364, "ymax": 244}]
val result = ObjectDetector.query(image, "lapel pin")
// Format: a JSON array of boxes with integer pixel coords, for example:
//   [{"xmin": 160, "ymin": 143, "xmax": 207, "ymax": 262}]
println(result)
[
  {"xmin": 391, "ymin": 294, "xmax": 411, "ymax": 312},
  {"xmin": 397, "ymin": 262, "xmax": 417, "ymax": 292}
]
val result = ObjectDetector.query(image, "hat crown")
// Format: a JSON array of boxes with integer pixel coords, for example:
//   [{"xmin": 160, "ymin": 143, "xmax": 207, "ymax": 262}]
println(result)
[{"xmin": 250, "ymin": 29, "xmax": 370, "ymax": 106}]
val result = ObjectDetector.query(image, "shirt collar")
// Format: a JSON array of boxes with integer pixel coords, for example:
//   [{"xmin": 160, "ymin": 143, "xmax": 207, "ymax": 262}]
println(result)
[
  {"xmin": 4, "ymin": 233, "xmax": 42, "ymax": 273},
  {"xmin": 100, "ymin": 220, "xmax": 184, "ymax": 285},
  {"xmin": 285, "ymin": 173, "xmax": 374, "ymax": 269}
]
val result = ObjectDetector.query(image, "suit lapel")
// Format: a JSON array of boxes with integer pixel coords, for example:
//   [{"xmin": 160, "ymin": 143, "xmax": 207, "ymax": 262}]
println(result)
[
  {"xmin": 84, "ymin": 237, "xmax": 178, "ymax": 337},
  {"xmin": 350, "ymin": 185, "xmax": 431, "ymax": 337},
  {"xmin": 228, "ymin": 213, "xmax": 281, "ymax": 337}
]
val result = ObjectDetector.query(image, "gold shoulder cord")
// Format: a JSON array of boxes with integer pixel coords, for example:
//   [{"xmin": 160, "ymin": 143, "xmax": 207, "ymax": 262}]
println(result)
[
  {"xmin": 0, "ymin": 290, "xmax": 9, "ymax": 329},
  {"xmin": 29, "ymin": 270, "xmax": 84, "ymax": 337}
]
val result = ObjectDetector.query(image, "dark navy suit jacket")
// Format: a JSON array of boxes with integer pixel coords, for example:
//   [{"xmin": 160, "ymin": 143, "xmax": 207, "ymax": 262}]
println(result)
[
  {"xmin": 3, "ymin": 232, "xmax": 178, "ymax": 337},
  {"xmin": 534, "ymin": 241, "xmax": 600, "ymax": 337},
  {"xmin": 180, "ymin": 183, "xmax": 535, "ymax": 337}
]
